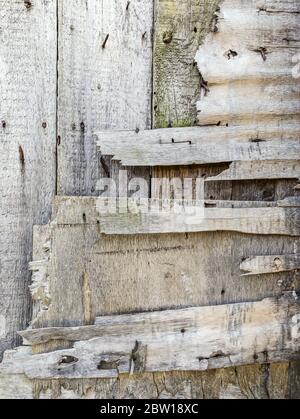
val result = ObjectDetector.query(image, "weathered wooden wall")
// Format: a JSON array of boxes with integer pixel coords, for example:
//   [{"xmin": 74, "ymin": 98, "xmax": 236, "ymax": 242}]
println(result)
[
  {"xmin": 0, "ymin": 0, "xmax": 57, "ymax": 358},
  {"xmin": 0, "ymin": 0, "xmax": 299, "ymax": 399}
]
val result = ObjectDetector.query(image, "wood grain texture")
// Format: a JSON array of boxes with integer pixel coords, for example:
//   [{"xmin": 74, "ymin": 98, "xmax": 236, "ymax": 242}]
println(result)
[
  {"xmin": 96, "ymin": 127, "xmax": 300, "ymax": 166},
  {"xmin": 152, "ymin": 0, "xmax": 300, "ymax": 399},
  {"xmin": 0, "ymin": 0, "xmax": 57, "ymax": 358},
  {"xmin": 57, "ymin": 0, "xmax": 153, "ymax": 195},
  {"xmin": 153, "ymin": 0, "xmax": 221, "ymax": 128},
  {"xmin": 207, "ymin": 161, "xmax": 300, "ymax": 182},
  {"xmin": 240, "ymin": 254, "xmax": 300, "ymax": 276},
  {"xmin": 195, "ymin": 0, "xmax": 300, "ymax": 127},
  {"xmin": 1, "ymin": 294, "xmax": 298, "ymax": 379},
  {"xmin": 49, "ymin": 196, "xmax": 300, "ymax": 236}
]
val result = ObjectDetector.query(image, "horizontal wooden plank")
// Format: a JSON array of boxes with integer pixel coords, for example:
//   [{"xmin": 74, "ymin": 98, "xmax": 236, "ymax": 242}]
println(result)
[
  {"xmin": 51, "ymin": 197, "xmax": 300, "ymax": 236},
  {"xmin": 240, "ymin": 254, "xmax": 300, "ymax": 276},
  {"xmin": 0, "ymin": 294, "xmax": 298, "ymax": 379},
  {"xmin": 96, "ymin": 126, "xmax": 300, "ymax": 166},
  {"xmin": 206, "ymin": 161, "xmax": 300, "ymax": 181}
]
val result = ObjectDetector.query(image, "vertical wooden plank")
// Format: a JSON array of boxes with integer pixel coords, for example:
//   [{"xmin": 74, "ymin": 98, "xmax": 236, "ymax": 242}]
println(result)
[
  {"xmin": 0, "ymin": 0, "xmax": 57, "ymax": 358},
  {"xmin": 57, "ymin": 0, "xmax": 153, "ymax": 196}
]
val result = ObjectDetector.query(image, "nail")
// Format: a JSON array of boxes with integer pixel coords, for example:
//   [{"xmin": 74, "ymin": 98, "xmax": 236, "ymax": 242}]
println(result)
[{"xmin": 102, "ymin": 34, "xmax": 109, "ymax": 49}]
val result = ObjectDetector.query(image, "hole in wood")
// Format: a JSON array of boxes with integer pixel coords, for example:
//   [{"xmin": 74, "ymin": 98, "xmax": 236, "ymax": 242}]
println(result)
[
  {"xmin": 98, "ymin": 360, "xmax": 118, "ymax": 371},
  {"xmin": 58, "ymin": 356, "xmax": 79, "ymax": 366}
]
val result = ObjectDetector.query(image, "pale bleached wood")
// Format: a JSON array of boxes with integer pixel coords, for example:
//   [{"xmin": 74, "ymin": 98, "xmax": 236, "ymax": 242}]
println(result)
[
  {"xmin": 96, "ymin": 127, "xmax": 300, "ymax": 166},
  {"xmin": 240, "ymin": 254, "xmax": 300, "ymax": 276},
  {"xmin": 206, "ymin": 161, "xmax": 300, "ymax": 182},
  {"xmin": 195, "ymin": 0, "xmax": 300, "ymax": 127},
  {"xmin": 57, "ymin": 0, "xmax": 153, "ymax": 195},
  {"xmin": 0, "ymin": 0, "xmax": 57, "ymax": 358},
  {"xmin": 1, "ymin": 294, "xmax": 299, "ymax": 379}
]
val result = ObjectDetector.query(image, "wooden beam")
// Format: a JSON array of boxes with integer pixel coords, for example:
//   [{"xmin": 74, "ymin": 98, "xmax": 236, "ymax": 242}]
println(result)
[
  {"xmin": 96, "ymin": 127, "xmax": 300, "ymax": 167},
  {"xmin": 240, "ymin": 254, "xmax": 300, "ymax": 276},
  {"xmin": 206, "ymin": 161, "xmax": 300, "ymax": 182},
  {"xmin": 1, "ymin": 294, "xmax": 298, "ymax": 379},
  {"xmin": 51, "ymin": 197, "xmax": 300, "ymax": 236}
]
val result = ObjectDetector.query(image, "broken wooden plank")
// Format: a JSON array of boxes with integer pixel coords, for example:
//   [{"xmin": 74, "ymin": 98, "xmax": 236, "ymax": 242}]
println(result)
[
  {"xmin": 96, "ymin": 127, "xmax": 300, "ymax": 166},
  {"xmin": 206, "ymin": 161, "xmax": 300, "ymax": 182},
  {"xmin": 240, "ymin": 254, "xmax": 300, "ymax": 276},
  {"xmin": 50, "ymin": 196, "xmax": 300, "ymax": 237},
  {"xmin": 1, "ymin": 294, "xmax": 298, "ymax": 379}
]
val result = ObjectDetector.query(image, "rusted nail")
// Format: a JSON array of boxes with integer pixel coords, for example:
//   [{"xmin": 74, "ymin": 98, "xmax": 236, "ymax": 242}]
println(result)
[
  {"xmin": 126, "ymin": 1, "xmax": 130, "ymax": 11},
  {"xmin": 19, "ymin": 145, "xmax": 25, "ymax": 166},
  {"xmin": 163, "ymin": 31, "xmax": 173, "ymax": 44},
  {"xmin": 42, "ymin": 122, "xmax": 47, "ymax": 129},
  {"xmin": 142, "ymin": 31, "xmax": 147, "ymax": 39},
  {"xmin": 80, "ymin": 122, "xmax": 85, "ymax": 132},
  {"xmin": 24, "ymin": 0, "xmax": 32, "ymax": 9},
  {"xmin": 57, "ymin": 136, "xmax": 61, "ymax": 146},
  {"xmin": 2, "ymin": 121, "xmax": 6, "ymax": 129},
  {"xmin": 102, "ymin": 34, "xmax": 109, "ymax": 49},
  {"xmin": 200, "ymin": 80, "xmax": 210, "ymax": 93}
]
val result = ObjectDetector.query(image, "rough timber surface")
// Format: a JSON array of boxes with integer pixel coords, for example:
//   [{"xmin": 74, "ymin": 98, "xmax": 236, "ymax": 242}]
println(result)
[{"xmin": 0, "ymin": 0, "xmax": 57, "ymax": 359}]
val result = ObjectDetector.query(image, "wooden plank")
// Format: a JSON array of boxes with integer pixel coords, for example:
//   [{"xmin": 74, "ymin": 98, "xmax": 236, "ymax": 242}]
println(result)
[
  {"xmin": 1, "ymin": 294, "xmax": 298, "ymax": 379},
  {"xmin": 206, "ymin": 161, "xmax": 300, "ymax": 182},
  {"xmin": 57, "ymin": 0, "xmax": 153, "ymax": 195},
  {"xmin": 0, "ymin": 0, "xmax": 57, "ymax": 358},
  {"xmin": 240, "ymin": 254, "xmax": 300, "ymax": 276},
  {"xmin": 153, "ymin": 0, "xmax": 221, "ymax": 128},
  {"xmin": 49, "ymin": 196, "xmax": 300, "ymax": 236},
  {"xmin": 96, "ymin": 127, "xmax": 300, "ymax": 166},
  {"xmin": 195, "ymin": 0, "xmax": 300, "ymax": 126}
]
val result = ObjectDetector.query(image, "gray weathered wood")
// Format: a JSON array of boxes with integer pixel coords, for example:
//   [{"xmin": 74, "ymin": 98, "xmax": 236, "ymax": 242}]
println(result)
[
  {"xmin": 206, "ymin": 161, "xmax": 300, "ymax": 182},
  {"xmin": 96, "ymin": 127, "xmax": 300, "ymax": 166},
  {"xmin": 57, "ymin": 0, "xmax": 153, "ymax": 195},
  {"xmin": 50, "ymin": 196, "xmax": 300, "ymax": 236},
  {"xmin": 240, "ymin": 254, "xmax": 300, "ymax": 276},
  {"xmin": 0, "ymin": 0, "xmax": 57, "ymax": 358},
  {"xmin": 1, "ymin": 294, "xmax": 299, "ymax": 379}
]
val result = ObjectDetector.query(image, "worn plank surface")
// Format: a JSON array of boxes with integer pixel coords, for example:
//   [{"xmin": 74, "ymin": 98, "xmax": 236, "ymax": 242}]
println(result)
[
  {"xmin": 152, "ymin": 0, "xmax": 300, "ymax": 399},
  {"xmin": 1, "ymin": 294, "xmax": 298, "ymax": 379},
  {"xmin": 0, "ymin": 0, "xmax": 57, "ymax": 359},
  {"xmin": 96, "ymin": 127, "xmax": 300, "ymax": 166},
  {"xmin": 57, "ymin": 0, "xmax": 153, "ymax": 195},
  {"xmin": 195, "ymin": 0, "xmax": 300, "ymax": 126},
  {"xmin": 241, "ymin": 254, "xmax": 300, "ymax": 276}
]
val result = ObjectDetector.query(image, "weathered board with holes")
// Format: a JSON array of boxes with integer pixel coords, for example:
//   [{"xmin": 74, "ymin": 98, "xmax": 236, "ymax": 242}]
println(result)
[
  {"xmin": 240, "ymin": 254, "xmax": 300, "ymax": 276},
  {"xmin": 195, "ymin": 0, "xmax": 300, "ymax": 127},
  {"xmin": 96, "ymin": 127, "xmax": 300, "ymax": 167},
  {"xmin": 57, "ymin": 0, "xmax": 153, "ymax": 195},
  {"xmin": 0, "ymin": 294, "xmax": 298, "ymax": 379},
  {"xmin": 0, "ymin": 0, "xmax": 57, "ymax": 358}
]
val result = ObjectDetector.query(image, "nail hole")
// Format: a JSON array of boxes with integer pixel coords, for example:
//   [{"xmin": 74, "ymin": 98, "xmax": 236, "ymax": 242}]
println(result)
[
  {"xmin": 42, "ymin": 122, "xmax": 47, "ymax": 129},
  {"xmin": 2, "ymin": 121, "xmax": 6, "ymax": 129},
  {"xmin": 80, "ymin": 122, "xmax": 85, "ymax": 132},
  {"xmin": 59, "ymin": 356, "xmax": 78, "ymax": 365},
  {"xmin": 24, "ymin": 0, "xmax": 32, "ymax": 9}
]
